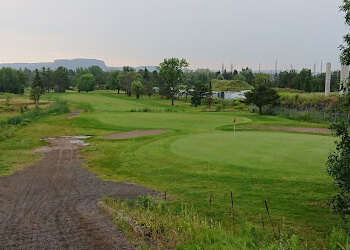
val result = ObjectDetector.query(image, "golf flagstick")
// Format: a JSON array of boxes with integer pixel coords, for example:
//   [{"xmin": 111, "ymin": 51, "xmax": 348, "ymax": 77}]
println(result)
[{"xmin": 233, "ymin": 117, "xmax": 236, "ymax": 140}]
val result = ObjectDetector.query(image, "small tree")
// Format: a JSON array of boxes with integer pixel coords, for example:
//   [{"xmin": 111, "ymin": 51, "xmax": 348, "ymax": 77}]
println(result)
[
  {"xmin": 32, "ymin": 69, "xmax": 44, "ymax": 93},
  {"xmin": 158, "ymin": 58, "xmax": 189, "ymax": 106},
  {"xmin": 132, "ymin": 80, "xmax": 144, "ymax": 99},
  {"xmin": 245, "ymin": 84, "xmax": 279, "ymax": 114},
  {"xmin": 326, "ymin": 122, "xmax": 350, "ymax": 230},
  {"xmin": 191, "ymin": 81, "xmax": 207, "ymax": 107},
  {"xmin": 5, "ymin": 94, "xmax": 12, "ymax": 106},
  {"xmin": 77, "ymin": 73, "xmax": 95, "ymax": 92},
  {"xmin": 30, "ymin": 86, "xmax": 42, "ymax": 103}
]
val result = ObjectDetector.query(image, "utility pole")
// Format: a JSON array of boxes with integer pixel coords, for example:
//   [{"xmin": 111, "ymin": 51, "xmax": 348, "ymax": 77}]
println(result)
[
  {"xmin": 275, "ymin": 59, "xmax": 277, "ymax": 75},
  {"xmin": 313, "ymin": 63, "xmax": 316, "ymax": 76},
  {"xmin": 325, "ymin": 63, "xmax": 331, "ymax": 97}
]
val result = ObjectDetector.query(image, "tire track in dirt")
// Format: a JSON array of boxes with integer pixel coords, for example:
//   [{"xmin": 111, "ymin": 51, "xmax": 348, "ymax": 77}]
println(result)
[{"xmin": 0, "ymin": 136, "xmax": 157, "ymax": 249}]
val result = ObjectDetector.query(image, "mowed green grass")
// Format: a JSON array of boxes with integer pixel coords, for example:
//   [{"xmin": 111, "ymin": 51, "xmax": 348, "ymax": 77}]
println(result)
[
  {"xmin": 85, "ymin": 130, "xmax": 336, "ymax": 245},
  {"xmin": 0, "ymin": 91, "xmax": 340, "ymax": 246},
  {"xmin": 171, "ymin": 131, "xmax": 332, "ymax": 181}
]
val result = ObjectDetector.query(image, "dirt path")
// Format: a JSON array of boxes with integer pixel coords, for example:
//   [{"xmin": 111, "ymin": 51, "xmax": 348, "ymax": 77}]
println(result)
[
  {"xmin": 0, "ymin": 136, "xmax": 157, "ymax": 249},
  {"xmin": 237, "ymin": 126, "xmax": 331, "ymax": 134}
]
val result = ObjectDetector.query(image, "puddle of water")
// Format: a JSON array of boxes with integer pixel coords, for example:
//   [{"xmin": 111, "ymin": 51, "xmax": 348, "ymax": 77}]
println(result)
[
  {"xmin": 61, "ymin": 136, "xmax": 92, "ymax": 139},
  {"xmin": 69, "ymin": 139, "xmax": 89, "ymax": 146},
  {"xmin": 61, "ymin": 136, "xmax": 91, "ymax": 146}
]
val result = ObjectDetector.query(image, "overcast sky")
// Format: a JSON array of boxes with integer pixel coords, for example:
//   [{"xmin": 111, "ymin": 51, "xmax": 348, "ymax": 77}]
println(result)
[{"xmin": 0, "ymin": 0, "xmax": 346, "ymax": 71}]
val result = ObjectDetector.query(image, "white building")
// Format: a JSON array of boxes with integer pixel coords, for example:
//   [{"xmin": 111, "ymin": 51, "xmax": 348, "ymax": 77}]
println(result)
[{"xmin": 213, "ymin": 90, "xmax": 251, "ymax": 100}]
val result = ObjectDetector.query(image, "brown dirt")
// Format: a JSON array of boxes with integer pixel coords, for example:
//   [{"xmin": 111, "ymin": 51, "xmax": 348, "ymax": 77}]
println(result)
[
  {"xmin": 66, "ymin": 110, "xmax": 83, "ymax": 118},
  {"xmin": 104, "ymin": 130, "xmax": 169, "ymax": 139},
  {"xmin": 237, "ymin": 126, "xmax": 331, "ymax": 134},
  {"xmin": 0, "ymin": 136, "xmax": 157, "ymax": 249}
]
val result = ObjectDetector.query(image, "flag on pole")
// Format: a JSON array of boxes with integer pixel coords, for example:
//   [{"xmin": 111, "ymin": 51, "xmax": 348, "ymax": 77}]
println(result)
[{"xmin": 233, "ymin": 117, "xmax": 236, "ymax": 139}]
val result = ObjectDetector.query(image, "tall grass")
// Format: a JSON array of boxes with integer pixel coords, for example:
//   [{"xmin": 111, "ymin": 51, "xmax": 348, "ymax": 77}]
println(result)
[
  {"xmin": 0, "ymin": 100, "xmax": 69, "ymax": 141},
  {"xmin": 100, "ymin": 196, "xmax": 304, "ymax": 249},
  {"xmin": 129, "ymin": 107, "xmax": 181, "ymax": 113},
  {"xmin": 256, "ymin": 106, "xmax": 350, "ymax": 123}
]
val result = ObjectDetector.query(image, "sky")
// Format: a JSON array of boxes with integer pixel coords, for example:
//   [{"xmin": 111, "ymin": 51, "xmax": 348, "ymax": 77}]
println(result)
[{"xmin": 0, "ymin": 0, "xmax": 347, "ymax": 71}]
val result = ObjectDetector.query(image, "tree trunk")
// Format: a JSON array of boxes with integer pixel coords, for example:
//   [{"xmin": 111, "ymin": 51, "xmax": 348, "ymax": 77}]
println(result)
[
  {"xmin": 171, "ymin": 96, "xmax": 174, "ymax": 106},
  {"xmin": 259, "ymin": 106, "xmax": 262, "ymax": 115}
]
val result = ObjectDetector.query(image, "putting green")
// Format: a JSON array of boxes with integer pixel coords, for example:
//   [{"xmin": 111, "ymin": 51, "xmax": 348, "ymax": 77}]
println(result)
[{"xmin": 171, "ymin": 131, "xmax": 334, "ymax": 179}]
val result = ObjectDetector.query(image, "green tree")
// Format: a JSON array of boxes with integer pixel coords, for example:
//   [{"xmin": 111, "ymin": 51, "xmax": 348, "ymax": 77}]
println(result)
[
  {"xmin": 41, "ymin": 67, "xmax": 53, "ymax": 93},
  {"xmin": 131, "ymin": 80, "xmax": 144, "ymax": 99},
  {"xmin": 117, "ymin": 70, "xmax": 141, "ymax": 96},
  {"xmin": 0, "ymin": 68, "xmax": 26, "ymax": 94},
  {"xmin": 276, "ymin": 70, "xmax": 298, "ymax": 89},
  {"xmin": 30, "ymin": 86, "xmax": 42, "ymax": 103},
  {"xmin": 142, "ymin": 68, "xmax": 153, "ymax": 99},
  {"xmin": 234, "ymin": 74, "xmax": 246, "ymax": 82},
  {"xmin": 191, "ymin": 81, "xmax": 208, "ymax": 107},
  {"xmin": 325, "ymin": 2, "xmax": 350, "ymax": 231},
  {"xmin": 245, "ymin": 84, "xmax": 280, "ymax": 114},
  {"xmin": 158, "ymin": 58, "xmax": 189, "ymax": 106},
  {"xmin": 216, "ymin": 73, "xmax": 224, "ymax": 80},
  {"xmin": 254, "ymin": 73, "xmax": 270, "ymax": 87},
  {"xmin": 32, "ymin": 69, "xmax": 44, "ymax": 92},
  {"xmin": 295, "ymin": 69, "xmax": 312, "ymax": 92},
  {"xmin": 240, "ymin": 67, "xmax": 254, "ymax": 85},
  {"xmin": 340, "ymin": 0, "xmax": 350, "ymax": 65},
  {"xmin": 77, "ymin": 73, "xmax": 95, "ymax": 92},
  {"xmin": 106, "ymin": 71, "xmax": 120, "ymax": 92},
  {"xmin": 76, "ymin": 67, "xmax": 89, "ymax": 78},
  {"xmin": 53, "ymin": 66, "xmax": 70, "ymax": 92},
  {"xmin": 88, "ymin": 65, "xmax": 105, "ymax": 89}
]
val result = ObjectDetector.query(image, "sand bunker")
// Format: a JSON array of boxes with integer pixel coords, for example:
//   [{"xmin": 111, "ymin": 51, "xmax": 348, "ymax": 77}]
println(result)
[{"xmin": 104, "ymin": 130, "xmax": 169, "ymax": 139}]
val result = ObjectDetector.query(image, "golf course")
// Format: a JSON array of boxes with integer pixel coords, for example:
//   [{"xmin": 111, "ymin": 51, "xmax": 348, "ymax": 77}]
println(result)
[{"xmin": 0, "ymin": 91, "xmax": 339, "ymax": 248}]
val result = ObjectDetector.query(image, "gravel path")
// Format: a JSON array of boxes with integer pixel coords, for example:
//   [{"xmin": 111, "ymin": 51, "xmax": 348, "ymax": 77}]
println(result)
[{"xmin": 0, "ymin": 136, "xmax": 157, "ymax": 249}]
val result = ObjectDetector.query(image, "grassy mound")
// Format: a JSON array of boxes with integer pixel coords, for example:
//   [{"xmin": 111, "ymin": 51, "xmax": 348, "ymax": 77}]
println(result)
[{"xmin": 211, "ymin": 79, "xmax": 254, "ymax": 91}]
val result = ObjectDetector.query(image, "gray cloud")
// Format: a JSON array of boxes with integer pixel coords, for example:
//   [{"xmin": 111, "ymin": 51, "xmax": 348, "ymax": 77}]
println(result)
[{"xmin": 0, "ymin": 0, "xmax": 345, "ymax": 71}]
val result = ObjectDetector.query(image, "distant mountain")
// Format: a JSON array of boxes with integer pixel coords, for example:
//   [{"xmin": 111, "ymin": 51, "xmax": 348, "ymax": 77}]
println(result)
[
  {"xmin": 53, "ymin": 59, "xmax": 108, "ymax": 71},
  {"xmin": 0, "ymin": 58, "xmax": 158, "ymax": 72}
]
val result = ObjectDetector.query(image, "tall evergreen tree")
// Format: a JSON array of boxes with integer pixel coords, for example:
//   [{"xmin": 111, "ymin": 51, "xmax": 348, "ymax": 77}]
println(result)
[{"xmin": 32, "ymin": 69, "xmax": 44, "ymax": 92}]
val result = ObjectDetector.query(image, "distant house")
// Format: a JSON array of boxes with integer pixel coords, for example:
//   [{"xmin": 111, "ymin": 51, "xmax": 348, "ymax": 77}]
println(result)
[{"xmin": 213, "ymin": 90, "xmax": 251, "ymax": 100}]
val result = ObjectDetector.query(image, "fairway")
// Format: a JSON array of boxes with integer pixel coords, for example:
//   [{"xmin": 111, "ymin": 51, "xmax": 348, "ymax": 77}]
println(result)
[
  {"xmin": 0, "ymin": 92, "xmax": 341, "ymax": 246},
  {"xmin": 171, "ymin": 131, "xmax": 334, "ymax": 180}
]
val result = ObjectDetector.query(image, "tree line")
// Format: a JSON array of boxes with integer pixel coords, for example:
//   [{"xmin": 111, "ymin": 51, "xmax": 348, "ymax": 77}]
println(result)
[{"xmin": 0, "ymin": 61, "xmax": 342, "ymax": 105}]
